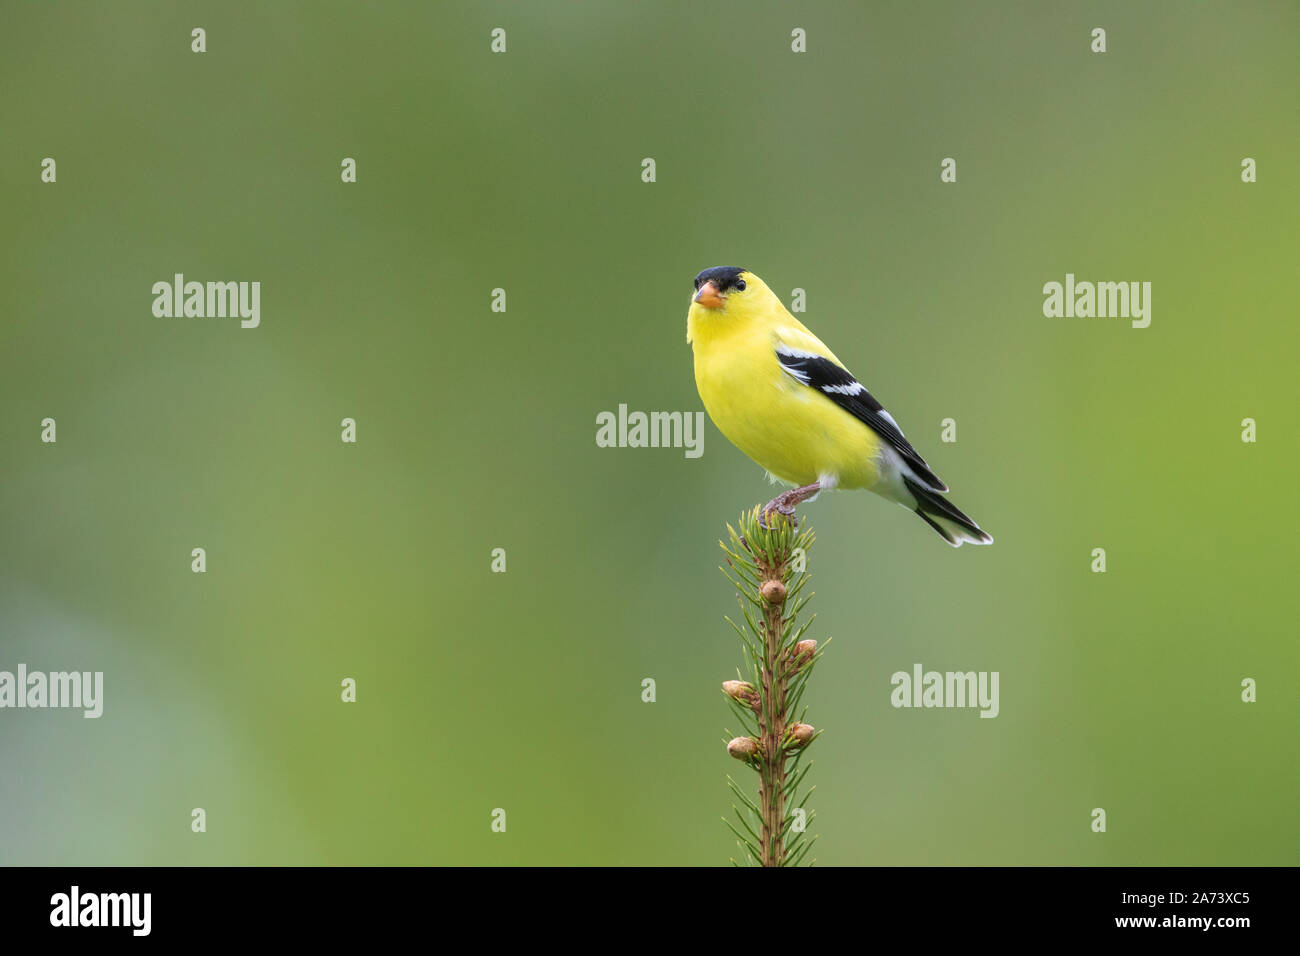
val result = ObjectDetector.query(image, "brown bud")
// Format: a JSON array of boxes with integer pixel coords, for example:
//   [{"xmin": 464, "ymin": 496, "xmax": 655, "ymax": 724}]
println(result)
[
  {"xmin": 792, "ymin": 639, "xmax": 817, "ymax": 663},
  {"xmin": 727, "ymin": 736, "xmax": 761, "ymax": 760},
  {"xmin": 722, "ymin": 680, "xmax": 756, "ymax": 702},
  {"xmin": 787, "ymin": 723, "xmax": 815, "ymax": 748},
  {"xmin": 759, "ymin": 579, "xmax": 787, "ymax": 605}
]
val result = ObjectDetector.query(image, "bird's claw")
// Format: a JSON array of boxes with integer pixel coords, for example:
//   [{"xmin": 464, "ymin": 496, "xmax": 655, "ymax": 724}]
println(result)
[{"xmin": 759, "ymin": 500, "xmax": 798, "ymax": 530}]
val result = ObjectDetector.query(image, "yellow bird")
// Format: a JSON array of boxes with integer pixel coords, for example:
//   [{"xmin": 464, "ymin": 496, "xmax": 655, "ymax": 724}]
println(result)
[{"xmin": 687, "ymin": 266, "xmax": 992, "ymax": 547}]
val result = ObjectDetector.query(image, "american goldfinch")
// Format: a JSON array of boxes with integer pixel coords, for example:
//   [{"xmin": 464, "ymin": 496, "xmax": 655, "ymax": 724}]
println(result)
[{"xmin": 687, "ymin": 266, "xmax": 992, "ymax": 547}]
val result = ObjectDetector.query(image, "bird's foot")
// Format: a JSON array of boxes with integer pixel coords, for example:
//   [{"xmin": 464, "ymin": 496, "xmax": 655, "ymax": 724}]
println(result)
[
  {"xmin": 759, "ymin": 481, "xmax": 822, "ymax": 530},
  {"xmin": 759, "ymin": 499, "xmax": 798, "ymax": 530}
]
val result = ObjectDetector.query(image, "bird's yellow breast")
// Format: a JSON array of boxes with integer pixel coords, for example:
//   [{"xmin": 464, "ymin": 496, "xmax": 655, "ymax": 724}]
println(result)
[{"xmin": 690, "ymin": 320, "xmax": 883, "ymax": 489}]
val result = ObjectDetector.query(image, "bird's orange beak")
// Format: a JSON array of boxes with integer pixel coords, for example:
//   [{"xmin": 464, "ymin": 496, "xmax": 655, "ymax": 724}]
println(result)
[{"xmin": 693, "ymin": 280, "xmax": 726, "ymax": 310}]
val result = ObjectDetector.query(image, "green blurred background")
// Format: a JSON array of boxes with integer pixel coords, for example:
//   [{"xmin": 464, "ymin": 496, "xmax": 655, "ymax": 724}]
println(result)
[{"xmin": 2, "ymin": 1, "xmax": 1296, "ymax": 865}]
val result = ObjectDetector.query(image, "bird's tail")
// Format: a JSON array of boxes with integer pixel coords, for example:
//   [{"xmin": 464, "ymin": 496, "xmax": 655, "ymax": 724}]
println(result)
[{"xmin": 903, "ymin": 476, "xmax": 993, "ymax": 548}]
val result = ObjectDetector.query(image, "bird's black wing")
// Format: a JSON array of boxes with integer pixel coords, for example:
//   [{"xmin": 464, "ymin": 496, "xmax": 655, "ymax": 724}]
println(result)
[{"xmin": 775, "ymin": 346, "xmax": 947, "ymax": 491}]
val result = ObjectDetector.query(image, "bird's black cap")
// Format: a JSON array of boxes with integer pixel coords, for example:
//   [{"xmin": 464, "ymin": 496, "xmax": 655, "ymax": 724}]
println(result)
[{"xmin": 693, "ymin": 266, "xmax": 746, "ymax": 292}]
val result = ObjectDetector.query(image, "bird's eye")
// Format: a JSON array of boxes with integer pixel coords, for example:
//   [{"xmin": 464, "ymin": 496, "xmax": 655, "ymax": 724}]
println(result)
[{"xmin": 735, "ymin": 279, "xmax": 747, "ymax": 291}]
